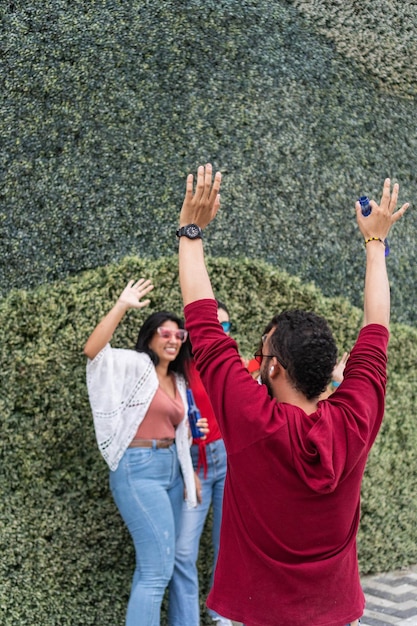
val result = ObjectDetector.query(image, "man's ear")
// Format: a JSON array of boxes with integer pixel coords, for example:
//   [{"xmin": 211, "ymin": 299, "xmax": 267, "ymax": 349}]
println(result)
[{"xmin": 269, "ymin": 358, "xmax": 284, "ymax": 378}]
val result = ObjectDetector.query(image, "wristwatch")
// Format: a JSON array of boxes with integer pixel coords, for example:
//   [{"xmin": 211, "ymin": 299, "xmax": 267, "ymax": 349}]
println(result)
[{"xmin": 176, "ymin": 224, "xmax": 203, "ymax": 240}]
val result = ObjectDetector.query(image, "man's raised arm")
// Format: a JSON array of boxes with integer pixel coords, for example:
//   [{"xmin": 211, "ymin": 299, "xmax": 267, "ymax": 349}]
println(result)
[
  {"xmin": 355, "ymin": 178, "xmax": 409, "ymax": 329},
  {"xmin": 178, "ymin": 168, "xmax": 409, "ymax": 327},
  {"xmin": 178, "ymin": 164, "xmax": 222, "ymax": 306}
]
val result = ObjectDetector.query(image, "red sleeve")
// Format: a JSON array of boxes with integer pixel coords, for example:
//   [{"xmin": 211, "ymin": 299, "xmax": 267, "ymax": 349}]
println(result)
[
  {"xmin": 325, "ymin": 323, "xmax": 389, "ymax": 450},
  {"xmin": 185, "ymin": 299, "xmax": 280, "ymax": 454}
]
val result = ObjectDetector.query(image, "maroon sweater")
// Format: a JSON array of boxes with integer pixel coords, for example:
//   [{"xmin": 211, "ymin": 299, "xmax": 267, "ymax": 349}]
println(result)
[{"xmin": 184, "ymin": 298, "xmax": 388, "ymax": 626}]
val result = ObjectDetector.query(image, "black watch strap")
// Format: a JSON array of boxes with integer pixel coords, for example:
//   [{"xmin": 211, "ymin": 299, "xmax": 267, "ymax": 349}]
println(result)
[{"xmin": 176, "ymin": 224, "xmax": 203, "ymax": 239}]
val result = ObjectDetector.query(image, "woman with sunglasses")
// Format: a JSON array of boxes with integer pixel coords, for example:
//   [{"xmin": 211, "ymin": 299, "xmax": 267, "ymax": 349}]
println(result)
[{"xmin": 84, "ymin": 278, "xmax": 203, "ymax": 626}]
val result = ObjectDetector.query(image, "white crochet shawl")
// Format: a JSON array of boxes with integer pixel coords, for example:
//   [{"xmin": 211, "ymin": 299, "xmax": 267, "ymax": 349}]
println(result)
[{"xmin": 86, "ymin": 344, "xmax": 197, "ymax": 508}]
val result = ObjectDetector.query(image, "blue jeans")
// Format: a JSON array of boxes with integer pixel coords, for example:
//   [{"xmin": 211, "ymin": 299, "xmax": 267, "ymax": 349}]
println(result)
[
  {"xmin": 110, "ymin": 443, "xmax": 183, "ymax": 626},
  {"xmin": 168, "ymin": 439, "xmax": 228, "ymax": 626}
]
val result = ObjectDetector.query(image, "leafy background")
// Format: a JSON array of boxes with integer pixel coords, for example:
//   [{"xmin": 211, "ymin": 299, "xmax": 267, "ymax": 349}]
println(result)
[
  {"xmin": 1, "ymin": 1, "xmax": 417, "ymax": 624},
  {"xmin": 1, "ymin": 0, "xmax": 416, "ymax": 323},
  {"xmin": 1, "ymin": 257, "xmax": 417, "ymax": 625}
]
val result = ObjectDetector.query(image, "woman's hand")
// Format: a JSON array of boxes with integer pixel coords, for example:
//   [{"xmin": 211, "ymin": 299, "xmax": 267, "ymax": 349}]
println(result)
[
  {"xmin": 319, "ymin": 352, "xmax": 349, "ymax": 400},
  {"xmin": 84, "ymin": 277, "xmax": 154, "ymax": 360},
  {"xmin": 332, "ymin": 352, "xmax": 349, "ymax": 384},
  {"xmin": 196, "ymin": 416, "xmax": 209, "ymax": 440},
  {"xmin": 117, "ymin": 278, "xmax": 154, "ymax": 310}
]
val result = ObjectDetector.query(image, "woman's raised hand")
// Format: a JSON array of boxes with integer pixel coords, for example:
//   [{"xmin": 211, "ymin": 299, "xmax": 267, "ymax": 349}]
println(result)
[
  {"xmin": 118, "ymin": 278, "xmax": 154, "ymax": 310},
  {"xmin": 84, "ymin": 278, "xmax": 154, "ymax": 360}
]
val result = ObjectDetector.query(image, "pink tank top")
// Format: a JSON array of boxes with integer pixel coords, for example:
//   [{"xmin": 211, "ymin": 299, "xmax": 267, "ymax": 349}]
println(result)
[{"xmin": 134, "ymin": 385, "xmax": 184, "ymax": 439}]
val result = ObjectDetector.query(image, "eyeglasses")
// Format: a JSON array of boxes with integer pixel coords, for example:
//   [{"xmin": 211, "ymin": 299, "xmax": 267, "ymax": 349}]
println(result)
[
  {"xmin": 220, "ymin": 321, "xmax": 232, "ymax": 333},
  {"xmin": 253, "ymin": 334, "xmax": 287, "ymax": 369},
  {"xmin": 253, "ymin": 351, "xmax": 288, "ymax": 369},
  {"xmin": 156, "ymin": 327, "xmax": 188, "ymax": 343}
]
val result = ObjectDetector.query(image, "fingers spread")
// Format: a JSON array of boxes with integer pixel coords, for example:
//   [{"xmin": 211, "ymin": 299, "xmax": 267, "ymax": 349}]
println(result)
[
  {"xmin": 379, "ymin": 177, "xmax": 391, "ymax": 210},
  {"xmin": 392, "ymin": 202, "xmax": 410, "ymax": 223},
  {"xmin": 185, "ymin": 173, "xmax": 194, "ymax": 198},
  {"xmin": 209, "ymin": 171, "xmax": 222, "ymax": 204},
  {"xmin": 204, "ymin": 163, "xmax": 213, "ymax": 192},
  {"xmin": 389, "ymin": 182, "xmax": 399, "ymax": 213},
  {"xmin": 195, "ymin": 166, "xmax": 205, "ymax": 199}
]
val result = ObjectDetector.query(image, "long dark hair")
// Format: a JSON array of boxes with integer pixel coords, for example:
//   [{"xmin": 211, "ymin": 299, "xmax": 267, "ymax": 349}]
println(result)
[{"xmin": 134, "ymin": 311, "xmax": 191, "ymax": 379}]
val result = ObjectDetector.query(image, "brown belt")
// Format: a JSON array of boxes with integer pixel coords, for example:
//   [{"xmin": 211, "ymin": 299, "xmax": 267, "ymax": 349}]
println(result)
[{"xmin": 129, "ymin": 438, "xmax": 175, "ymax": 449}]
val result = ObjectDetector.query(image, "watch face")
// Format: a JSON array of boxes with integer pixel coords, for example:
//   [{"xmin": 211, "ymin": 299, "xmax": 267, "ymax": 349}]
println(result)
[{"xmin": 185, "ymin": 224, "xmax": 201, "ymax": 239}]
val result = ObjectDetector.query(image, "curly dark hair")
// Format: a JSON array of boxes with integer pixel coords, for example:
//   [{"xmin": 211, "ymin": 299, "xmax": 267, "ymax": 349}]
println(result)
[
  {"xmin": 267, "ymin": 310, "xmax": 337, "ymax": 400},
  {"xmin": 134, "ymin": 311, "xmax": 191, "ymax": 380}
]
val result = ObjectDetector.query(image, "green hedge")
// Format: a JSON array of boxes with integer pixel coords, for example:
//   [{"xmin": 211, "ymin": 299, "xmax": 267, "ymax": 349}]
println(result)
[
  {"xmin": 1, "ymin": 255, "xmax": 416, "ymax": 624},
  {"xmin": 292, "ymin": 0, "xmax": 417, "ymax": 97},
  {"xmin": 1, "ymin": 0, "xmax": 417, "ymax": 325}
]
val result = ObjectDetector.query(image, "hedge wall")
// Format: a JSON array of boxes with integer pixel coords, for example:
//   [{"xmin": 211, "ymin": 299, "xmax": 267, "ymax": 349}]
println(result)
[
  {"xmin": 1, "ymin": 0, "xmax": 417, "ymax": 325},
  {"xmin": 1, "ymin": 256, "xmax": 416, "ymax": 625},
  {"xmin": 292, "ymin": 0, "xmax": 417, "ymax": 97}
]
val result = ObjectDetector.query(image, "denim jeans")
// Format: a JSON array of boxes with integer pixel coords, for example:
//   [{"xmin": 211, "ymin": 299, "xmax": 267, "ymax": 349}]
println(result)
[
  {"xmin": 110, "ymin": 443, "xmax": 183, "ymax": 626},
  {"xmin": 168, "ymin": 439, "xmax": 228, "ymax": 626}
]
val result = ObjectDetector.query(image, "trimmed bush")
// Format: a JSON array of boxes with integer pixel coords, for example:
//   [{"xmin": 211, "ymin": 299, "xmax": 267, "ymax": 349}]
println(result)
[
  {"xmin": 1, "ymin": 255, "xmax": 416, "ymax": 624},
  {"xmin": 1, "ymin": 0, "xmax": 417, "ymax": 324}
]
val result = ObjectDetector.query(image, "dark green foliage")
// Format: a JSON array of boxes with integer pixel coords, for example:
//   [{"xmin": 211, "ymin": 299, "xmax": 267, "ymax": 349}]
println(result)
[
  {"xmin": 2, "ymin": 0, "xmax": 416, "ymax": 621},
  {"xmin": 291, "ymin": 0, "xmax": 417, "ymax": 97},
  {"xmin": 1, "ymin": 256, "xmax": 416, "ymax": 624},
  {"xmin": 1, "ymin": 0, "xmax": 417, "ymax": 324}
]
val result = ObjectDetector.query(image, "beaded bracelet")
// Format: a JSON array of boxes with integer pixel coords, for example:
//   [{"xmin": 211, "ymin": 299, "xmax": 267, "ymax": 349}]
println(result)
[{"xmin": 364, "ymin": 237, "xmax": 385, "ymax": 247}]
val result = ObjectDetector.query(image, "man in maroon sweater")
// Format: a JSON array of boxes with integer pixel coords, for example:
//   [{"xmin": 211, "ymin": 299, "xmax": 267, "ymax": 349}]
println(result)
[{"xmin": 176, "ymin": 165, "xmax": 409, "ymax": 626}]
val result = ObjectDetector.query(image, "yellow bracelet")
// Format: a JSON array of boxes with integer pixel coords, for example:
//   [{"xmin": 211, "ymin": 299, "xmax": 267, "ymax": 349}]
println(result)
[{"xmin": 364, "ymin": 237, "xmax": 385, "ymax": 247}]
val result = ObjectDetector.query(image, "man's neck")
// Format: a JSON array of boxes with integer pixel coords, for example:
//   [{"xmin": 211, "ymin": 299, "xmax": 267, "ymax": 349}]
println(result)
[{"xmin": 273, "ymin": 385, "xmax": 318, "ymax": 415}]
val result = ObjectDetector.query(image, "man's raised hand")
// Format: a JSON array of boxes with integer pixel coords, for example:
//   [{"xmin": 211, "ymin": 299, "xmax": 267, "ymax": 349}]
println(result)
[{"xmin": 179, "ymin": 163, "xmax": 222, "ymax": 229}]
